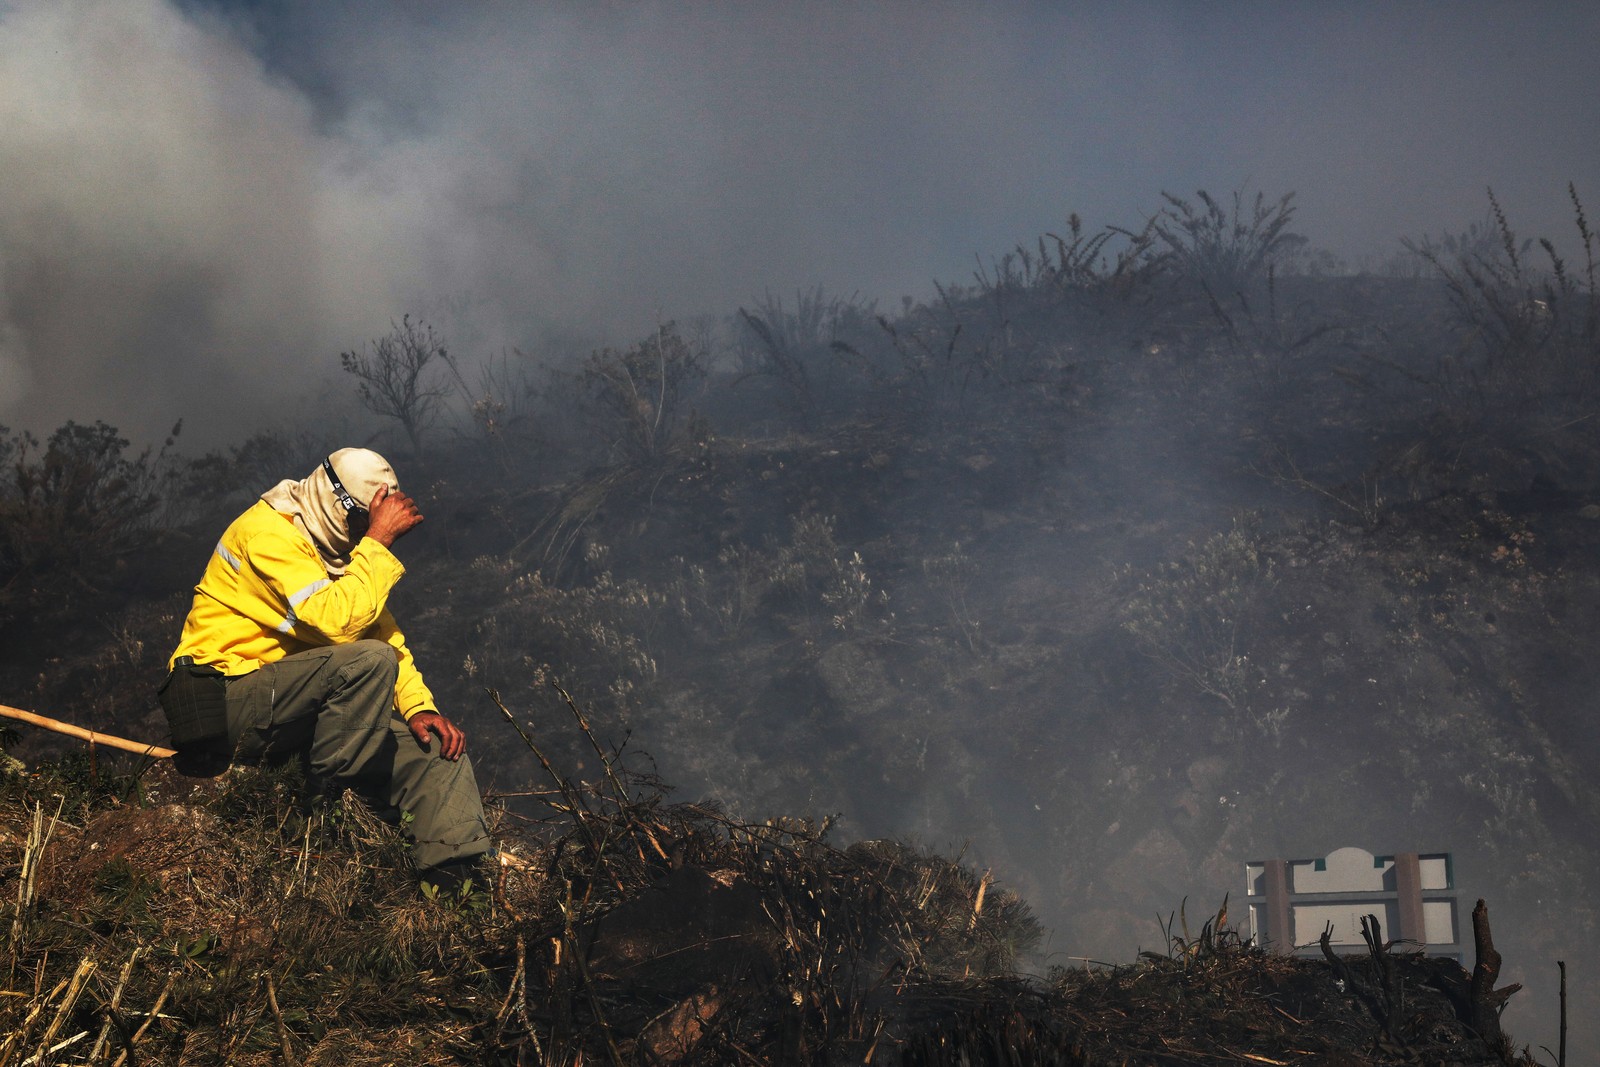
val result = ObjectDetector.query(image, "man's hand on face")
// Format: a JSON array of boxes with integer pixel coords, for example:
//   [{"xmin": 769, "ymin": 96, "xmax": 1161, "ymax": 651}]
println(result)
[
  {"xmin": 408, "ymin": 712, "xmax": 466, "ymax": 761},
  {"xmin": 364, "ymin": 485, "xmax": 424, "ymax": 548}
]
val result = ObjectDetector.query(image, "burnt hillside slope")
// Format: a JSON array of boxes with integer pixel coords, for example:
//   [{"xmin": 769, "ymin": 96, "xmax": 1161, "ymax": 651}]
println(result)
[
  {"xmin": 0, "ymin": 746, "xmax": 1538, "ymax": 1064},
  {"xmin": 2, "ymin": 190, "xmax": 1595, "ymax": 1056}
]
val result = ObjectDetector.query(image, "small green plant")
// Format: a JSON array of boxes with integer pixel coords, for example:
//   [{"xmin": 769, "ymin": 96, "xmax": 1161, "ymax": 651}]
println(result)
[
  {"xmin": 419, "ymin": 875, "xmax": 489, "ymax": 913},
  {"xmin": 176, "ymin": 930, "xmax": 220, "ymax": 960}
]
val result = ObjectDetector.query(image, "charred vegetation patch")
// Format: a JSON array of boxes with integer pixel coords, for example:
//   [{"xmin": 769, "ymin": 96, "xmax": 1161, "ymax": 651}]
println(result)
[{"xmin": 0, "ymin": 719, "xmax": 1535, "ymax": 1066}]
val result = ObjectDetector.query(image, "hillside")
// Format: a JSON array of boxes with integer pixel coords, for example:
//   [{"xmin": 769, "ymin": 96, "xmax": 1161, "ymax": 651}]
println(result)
[
  {"xmin": 2, "ymin": 188, "xmax": 1595, "ymax": 1060},
  {"xmin": 0, "ymin": 741, "xmax": 1535, "ymax": 1064}
]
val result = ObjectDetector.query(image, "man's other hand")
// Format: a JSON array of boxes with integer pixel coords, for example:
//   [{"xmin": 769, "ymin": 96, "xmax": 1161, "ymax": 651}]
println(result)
[
  {"xmin": 408, "ymin": 712, "xmax": 466, "ymax": 761},
  {"xmin": 365, "ymin": 485, "xmax": 425, "ymax": 548}
]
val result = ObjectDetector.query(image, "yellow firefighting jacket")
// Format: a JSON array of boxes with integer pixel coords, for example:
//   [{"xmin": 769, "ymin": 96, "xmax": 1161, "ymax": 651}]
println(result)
[{"xmin": 170, "ymin": 500, "xmax": 436, "ymax": 720}]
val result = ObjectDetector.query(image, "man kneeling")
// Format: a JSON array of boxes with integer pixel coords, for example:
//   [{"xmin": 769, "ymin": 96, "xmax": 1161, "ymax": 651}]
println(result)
[{"xmin": 159, "ymin": 448, "xmax": 490, "ymax": 893}]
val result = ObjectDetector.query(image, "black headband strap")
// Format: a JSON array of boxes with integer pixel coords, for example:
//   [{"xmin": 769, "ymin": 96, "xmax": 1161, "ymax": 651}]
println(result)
[{"xmin": 322, "ymin": 459, "xmax": 366, "ymax": 515}]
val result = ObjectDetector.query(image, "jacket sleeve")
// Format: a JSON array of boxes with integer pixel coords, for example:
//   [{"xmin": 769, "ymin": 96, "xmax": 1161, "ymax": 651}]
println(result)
[
  {"xmin": 370, "ymin": 609, "xmax": 438, "ymax": 720},
  {"xmin": 263, "ymin": 536, "xmax": 406, "ymax": 644}
]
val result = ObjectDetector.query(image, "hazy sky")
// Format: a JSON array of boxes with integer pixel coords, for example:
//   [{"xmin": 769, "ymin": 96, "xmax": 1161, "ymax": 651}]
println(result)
[{"xmin": 1, "ymin": 0, "xmax": 1596, "ymax": 445}]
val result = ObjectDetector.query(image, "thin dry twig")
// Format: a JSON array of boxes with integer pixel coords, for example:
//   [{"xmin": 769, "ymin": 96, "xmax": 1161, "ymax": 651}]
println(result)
[
  {"xmin": 109, "ymin": 973, "xmax": 175, "ymax": 1067},
  {"xmin": 88, "ymin": 946, "xmax": 144, "ymax": 1063}
]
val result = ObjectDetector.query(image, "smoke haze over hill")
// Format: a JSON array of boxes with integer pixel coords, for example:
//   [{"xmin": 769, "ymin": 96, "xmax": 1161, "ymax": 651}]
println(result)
[{"xmin": 1, "ymin": 0, "xmax": 1597, "ymax": 444}]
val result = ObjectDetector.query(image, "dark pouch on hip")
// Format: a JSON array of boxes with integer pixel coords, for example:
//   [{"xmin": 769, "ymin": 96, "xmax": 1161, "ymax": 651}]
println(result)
[{"xmin": 157, "ymin": 658, "xmax": 231, "ymax": 777}]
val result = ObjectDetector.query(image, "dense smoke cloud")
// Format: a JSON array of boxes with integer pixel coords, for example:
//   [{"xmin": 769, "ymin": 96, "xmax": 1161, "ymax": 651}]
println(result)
[
  {"xmin": 0, "ymin": 0, "xmax": 451, "ymax": 443},
  {"xmin": 1, "ymin": 0, "xmax": 1597, "ymax": 445}
]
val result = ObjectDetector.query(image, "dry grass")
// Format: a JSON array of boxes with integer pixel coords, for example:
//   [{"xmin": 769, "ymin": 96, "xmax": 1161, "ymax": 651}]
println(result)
[{"xmin": 0, "ymin": 697, "xmax": 1047, "ymax": 1065}]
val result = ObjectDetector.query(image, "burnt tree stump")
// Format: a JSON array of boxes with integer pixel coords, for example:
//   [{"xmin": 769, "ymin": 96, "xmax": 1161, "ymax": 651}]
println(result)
[{"xmin": 1468, "ymin": 898, "xmax": 1521, "ymax": 1041}]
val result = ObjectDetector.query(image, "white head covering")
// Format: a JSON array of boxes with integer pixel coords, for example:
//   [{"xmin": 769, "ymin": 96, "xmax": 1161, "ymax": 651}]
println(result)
[{"xmin": 260, "ymin": 448, "xmax": 399, "ymax": 574}]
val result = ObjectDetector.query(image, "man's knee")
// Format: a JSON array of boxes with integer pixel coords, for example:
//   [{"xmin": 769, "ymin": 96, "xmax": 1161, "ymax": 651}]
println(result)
[
  {"xmin": 331, "ymin": 639, "xmax": 399, "ymax": 682},
  {"xmin": 340, "ymin": 638, "xmax": 398, "ymax": 664},
  {"xmin": 304, "ymin": 641, "xmax": 398, "ymax": 737}
]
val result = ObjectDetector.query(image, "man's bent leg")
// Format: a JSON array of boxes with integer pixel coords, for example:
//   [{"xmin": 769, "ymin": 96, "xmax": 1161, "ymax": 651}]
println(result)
[
  {"xmin": 222, "ymin": 642, "xmax": 488, "ymax": 870},
  {"xmin": 384, "ymin": 716, "xmax": 491, "ymax": 870},
  {"xmin": 225, "ymin": 641, "xmax": 398, "ymax": 789}
]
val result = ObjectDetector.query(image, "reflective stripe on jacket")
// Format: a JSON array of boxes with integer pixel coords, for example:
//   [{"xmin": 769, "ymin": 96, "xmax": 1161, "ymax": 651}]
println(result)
[{"xmin": 170, "ymin": 500, "xmax": 437, "ymax": 720}]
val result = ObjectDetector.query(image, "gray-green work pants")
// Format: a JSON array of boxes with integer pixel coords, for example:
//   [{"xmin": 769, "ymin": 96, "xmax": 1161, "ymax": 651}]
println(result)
[{"xmin": 224, "ymin": 640, "xmax": 490, "ymax": 870}]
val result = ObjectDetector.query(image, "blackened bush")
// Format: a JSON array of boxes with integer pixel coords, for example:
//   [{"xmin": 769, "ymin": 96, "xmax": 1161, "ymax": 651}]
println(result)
[
  {"xmin": 581, "ymin": 321, "xmax": 708, "ymax": 466},
  {"xmin": 1154, "ymin": 189, "xmax": 1302, "ymax": 301},
  {"xmin": 736, "ymin": 287, "xmax": 876, "ymax": 428},
  {"xmin": 1403, "ymin": 184, "xmax": 1600, "ymax": 409},
  {"xmin": 339, "ymin": 316, "xmax": 454, "ymax": 459},
  {"xmin": 0, "ymin": 421, "xmax": 167, "ymax": 598},
  {"xmin": 177, "ymin": 427, "xmax": 327, "ymax": 524}
]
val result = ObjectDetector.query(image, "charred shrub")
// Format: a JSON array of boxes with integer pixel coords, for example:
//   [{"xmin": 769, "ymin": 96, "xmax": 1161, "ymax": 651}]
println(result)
[
  {"xmin": 735, "ymin": 287, "xmax": 876, "ymax": 428},
  {"xmin": 666, "ymin": 512, "xmax": 888, "ymax": 640},
  {"xmin": 1403, "ymin": 184, "xmax": 1600, "ymax": 412},
  {"xmin": 0, "ymin": 420, "xmax": 170, "ymax": 606},
  {"xmin": 580, "ymin": 321, "xmax": 708, "ymax": 466},
  {"xmin": 452, "ymin": 347, "xmax": 548, "ymax": 476},
  {"xmin": 177, "ymin": 428, "xmax": 328, "ymax": 525},
  {"xmin": 339, "ymin": 315, "xmax": 455, "ymax": 459},
  {"xmin": 1121, "ymin": 520, "xmax": 1282, "ymax": 734},
  {"xmin": 971, "ymin": 212, "xmax": 1160, "ymax": 342},
  {"xmin": 450, "ymin": 546, "xmax": 665, "ymax": 722},
  {"xmin": 831, "ymin": 296, "xmax": 996, "ymax": 433},
  {"xmin": 845, "ymin": 839, "xmax": 1041, "ymax": 976},
  {"xmin": 1154, "ymin": 188, "xmax": 1303, "ymax": 302}
]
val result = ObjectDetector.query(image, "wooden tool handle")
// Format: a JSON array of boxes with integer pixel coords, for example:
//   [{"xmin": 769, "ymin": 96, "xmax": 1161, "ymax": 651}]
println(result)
[{"xmin": 0, "ymin": 704, "xmax": 176, "ymax": 759}]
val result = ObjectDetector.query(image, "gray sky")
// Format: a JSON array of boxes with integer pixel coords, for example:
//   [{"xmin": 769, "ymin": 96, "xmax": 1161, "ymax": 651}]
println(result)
[{"xmin": 2, "ymin": 0, "xmax": 1596, "ymax": 445}]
